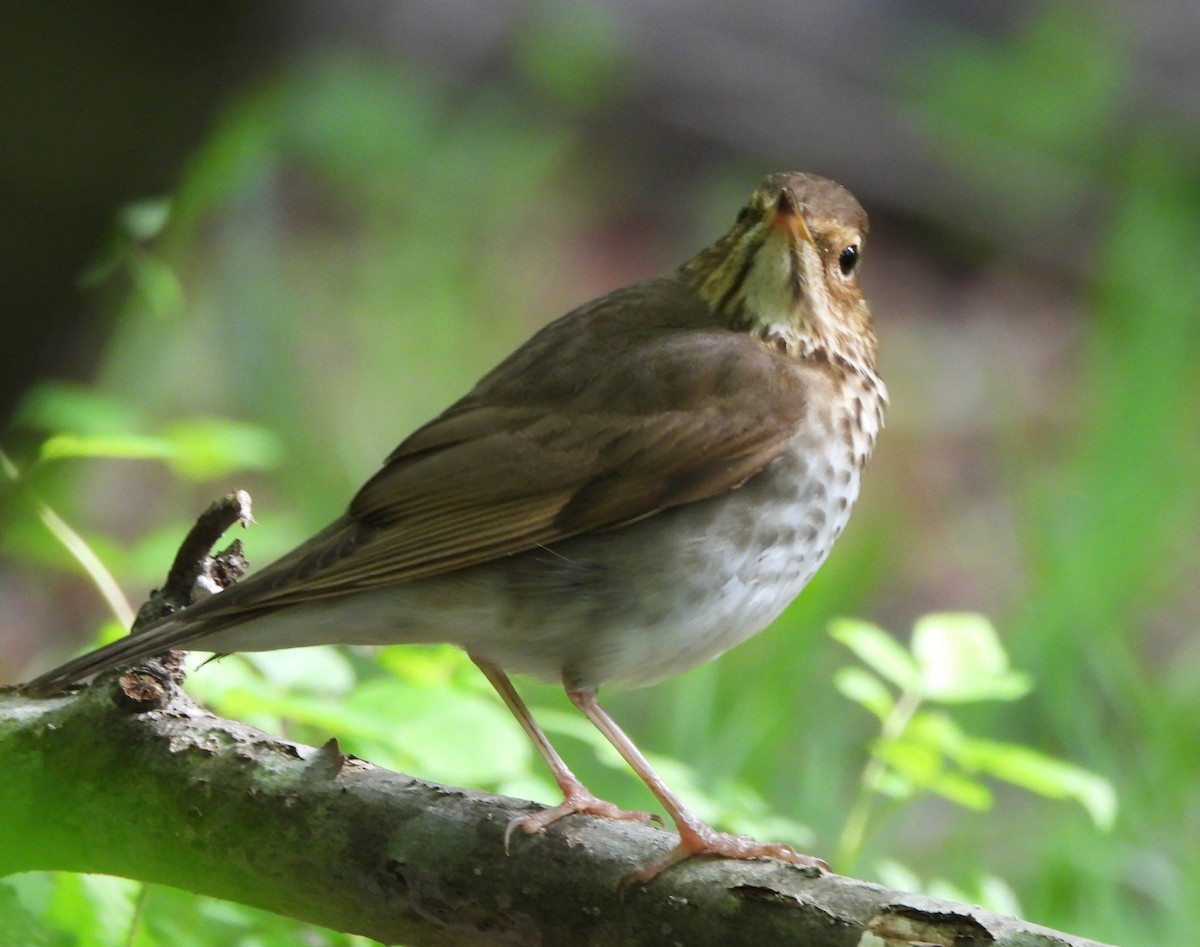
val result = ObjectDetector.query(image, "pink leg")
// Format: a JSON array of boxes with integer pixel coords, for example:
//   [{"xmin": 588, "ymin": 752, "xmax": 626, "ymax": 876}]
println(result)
[
  {"xmin": 470, "ymin": 656, "xmax": 655, "ymax": 848},
  {"xmin": 567, "ymin": 686, "xmax": 828, "ymax": 883}
]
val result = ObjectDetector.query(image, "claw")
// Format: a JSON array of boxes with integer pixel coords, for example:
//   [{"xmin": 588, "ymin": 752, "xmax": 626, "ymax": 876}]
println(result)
[
  {"xmin": 502, "ymin": 790, "xmax": 657, "ymax": 854},
  {"xmin": 624, "ymin": 824, "xmax": 828, "ymax": 886},
  {"xmin": 503, "ymin": 814, "xmax": 527, "ymax": 854}
]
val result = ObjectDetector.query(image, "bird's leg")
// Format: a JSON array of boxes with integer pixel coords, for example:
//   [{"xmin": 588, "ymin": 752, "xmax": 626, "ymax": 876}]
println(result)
[
  {"xmin": 469, "ymin": 656, "xmax": 656, "ymax": 848},
  {"xmin": 566, "ymin": 685, "xmax": 829, "ymax": 883}
]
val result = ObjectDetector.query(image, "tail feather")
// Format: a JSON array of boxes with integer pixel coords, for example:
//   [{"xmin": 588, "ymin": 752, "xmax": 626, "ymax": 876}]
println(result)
[
  {"xmin": 22, "ymin": 622, "xmax": 182, "ymax": 697},
  {"xmin": 22, "ymin": 615, "xmax": 217, "ymax": 697}
]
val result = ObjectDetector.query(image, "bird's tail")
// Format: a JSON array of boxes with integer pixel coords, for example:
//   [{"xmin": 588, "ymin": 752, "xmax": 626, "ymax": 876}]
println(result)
[
  {"xmin": 21, "ymin": 613, "xmax": 223, "ymax": 697},
  {"xmin": 20, "ymin": 619, "xmax": 189, "ymax": 696}
]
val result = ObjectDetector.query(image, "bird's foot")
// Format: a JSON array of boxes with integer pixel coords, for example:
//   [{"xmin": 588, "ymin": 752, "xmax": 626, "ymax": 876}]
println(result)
[
  {"xmin": 626, "ymin": 819, "xmax": 828, "ymax": 885},
  {"xmin": 504, "ymin": 787, "xmax": 660, "ymax": 852}
]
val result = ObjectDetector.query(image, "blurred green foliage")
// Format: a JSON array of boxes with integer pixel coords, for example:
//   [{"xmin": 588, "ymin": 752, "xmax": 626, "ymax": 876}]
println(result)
[
  {"xmin": 4, "ymin": 870, "xmax": 375, "ymax": 947},
  {"xmin": 831, "ymin": 614, "xmax": 1114, "ymax": 875},
  {"xmin": 4, "ymin": 4, "xmax": 1200, "ymax": 944},
  {"xmin": 909, "ymin": 7, "xmax": 1200, "ymax": 943}
]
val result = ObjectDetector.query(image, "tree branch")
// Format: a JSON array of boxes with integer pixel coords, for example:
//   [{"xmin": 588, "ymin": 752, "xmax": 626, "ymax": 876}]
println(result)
[{"xmin": 0, "ymin": 673, "xmax": 1111, "ymax": 946}]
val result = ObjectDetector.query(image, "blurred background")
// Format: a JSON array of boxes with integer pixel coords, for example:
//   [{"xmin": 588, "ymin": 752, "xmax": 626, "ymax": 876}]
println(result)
[{"xmin": 3, "ymin": 1, "xmax": 1199, "ymax": 943}]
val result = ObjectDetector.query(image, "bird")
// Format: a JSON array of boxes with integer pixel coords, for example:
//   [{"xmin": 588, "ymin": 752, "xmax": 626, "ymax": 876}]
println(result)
[{"xmin": 24, "ymin": 171, "xmax": 886, "ymax": 882}]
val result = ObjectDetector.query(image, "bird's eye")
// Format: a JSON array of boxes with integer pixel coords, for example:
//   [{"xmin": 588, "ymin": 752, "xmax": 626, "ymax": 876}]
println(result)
[{"xmin": 837, "ymin": 245, "xmax": 859, "ymax": 277}]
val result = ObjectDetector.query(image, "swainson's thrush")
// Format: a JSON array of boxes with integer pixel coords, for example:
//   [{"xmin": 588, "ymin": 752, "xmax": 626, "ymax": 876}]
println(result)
[{"xmin": 25, "ymin": 172, "xmax": 886, "ymax": 881}]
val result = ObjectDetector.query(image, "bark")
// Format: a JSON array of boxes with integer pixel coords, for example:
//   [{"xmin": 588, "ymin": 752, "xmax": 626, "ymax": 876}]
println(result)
[{"xmin": 0, "ymin": 673, "xmax": 1112, "ymax": 947}]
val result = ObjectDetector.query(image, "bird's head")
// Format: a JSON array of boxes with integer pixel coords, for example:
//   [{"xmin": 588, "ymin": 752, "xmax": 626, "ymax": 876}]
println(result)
[{"xmin": 681, "ymin": 172, "xmax": 876, "ymax": 370}]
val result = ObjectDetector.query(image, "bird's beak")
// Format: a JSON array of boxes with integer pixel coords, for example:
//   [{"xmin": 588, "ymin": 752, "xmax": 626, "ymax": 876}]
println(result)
[{"xmin": 772, "ymin": 188, "xmax": 815, "ymax": 247}]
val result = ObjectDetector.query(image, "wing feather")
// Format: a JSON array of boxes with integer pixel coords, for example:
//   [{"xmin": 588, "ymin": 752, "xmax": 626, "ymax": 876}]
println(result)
[
  {"xmin": 224, "ymin": 328, "xmax": 813, "ymax": 610},
  {"xmin": 21, "ymin": 281, "xmax": 821, "ymax": 694}
]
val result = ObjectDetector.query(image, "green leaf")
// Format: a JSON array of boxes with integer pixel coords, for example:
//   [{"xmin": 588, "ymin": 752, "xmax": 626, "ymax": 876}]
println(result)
[
  {"xmin": 161, "ymin": 417, "xmax": 284, "ymax": 480},
  {"xmin": 925, "ymin": 770, "xmax": 993, "ymax": 811},
  {"xmin": 536, "ymin": 707, "xmax": 627, "ymax": 764},
  {"xmin": 297, "ymin": 678, "xmax": 530, "ymax": 786},
  {"xmin": 130, "ymin": 254, "xmax": 185, "ymax": 318},
  {"xmin": 833, "ymin": 666, "xmax": 895, "ymax": 720},
  {"xmin": 95, "ymin": 618, "xmax": 132, "ymax": 646},
  {"xmin": 375, "ymin": 643, "xmax": 469, "ymax": 687},
  {"xmin": 15, "ymin": 383, "xmax": 145, "ymax": 436},
  {"xmin": 27, "ymin": 414, "xmax": 283, "ymax": 482},
  {"xmin": 872, "ymin": 863, "xmax": 1021, "ymax": 918},
  {"xmin": 875, "ymin": 737, "xmax": 941, "ymax": 784},
  {"xmin": 38, "ymin": 432, "xmax": 177, "ymax": 464},
  {"xmin": 43, "ymin": 874, "xmax": 140, "ymax": 945},
  {"xmin": 873, "ymin": 858, "xmax": 922, "ymax": 895},
  {"xmin": 977, "ymin": 874, "xmax": 1024, "ymax": 919},
  {"xmin": 906, "ymin": 710, "xmax": 968, "ymax": 754},
  {"xmin": 871, "ymin": 769, "xmax": 916, "ymax": 800},
  {"xmin": 241, "ymin": 646, "xmax": 357, "ymax": 696},
  {"xmin": 912, "ymin": 612, "xmax": 1032, "ymax": 702},
  {"xmin": 875, "ymin": 729, "xmax": 993, "ymax": 810},
  {"xmin": 958, "ymin": 738, "xmax": 1118, "ymax": 830},
  {"xmin": 830, "ymin": 619, "xmax": 919, "ymax": 690},
  {"xmin": 199, "ymin": 663, "xmax": 535, "ymax": 789},
  {"xmin": 120, "ymin": 197, "xmax": 172, "ymax": 241},
  {"xmin": 0, "ymin": 879, "xmax": 46, "ymax": 945}
]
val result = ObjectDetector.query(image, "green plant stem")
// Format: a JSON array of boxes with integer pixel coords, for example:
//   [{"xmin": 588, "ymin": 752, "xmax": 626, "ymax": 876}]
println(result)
[
  {"xmin": 124, "ymin": 884, "xmax": 150, "ymax": 947},
  {"xmin": 0, "ymin": 446, "xmax": 135, "ymax": 628},
  {"xmin": 834, "ymin": 687, "xmax": 923, "ymax": 871}
]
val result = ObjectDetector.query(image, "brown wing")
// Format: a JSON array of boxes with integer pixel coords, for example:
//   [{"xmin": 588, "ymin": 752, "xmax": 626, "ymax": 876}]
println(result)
[
  {"xmin": 218, "ymin": 322, "xmax": 813, "ymax": 609},
  {"xmin": 21, "ymin": 286, "xmax": 814, "ymax": 695}
]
